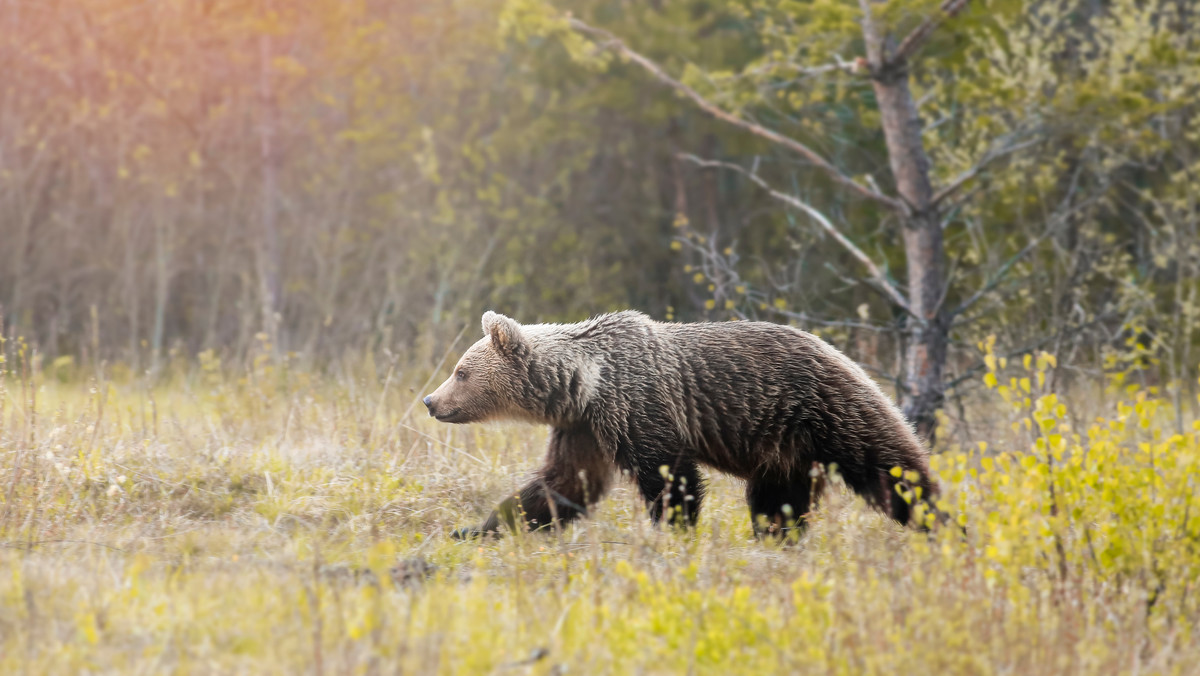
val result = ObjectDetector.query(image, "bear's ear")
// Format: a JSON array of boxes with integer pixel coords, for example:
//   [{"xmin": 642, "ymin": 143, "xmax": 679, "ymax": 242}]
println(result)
[{"xmin": 482, "ymin": 311, "xmax": 524, "ymax": 356}]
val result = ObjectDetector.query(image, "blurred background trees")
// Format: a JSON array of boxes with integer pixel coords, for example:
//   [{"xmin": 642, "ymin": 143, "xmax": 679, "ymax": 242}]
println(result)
[{"xmin": 1, "ymin": 0, "xmax": 1198, "ymax": 438}]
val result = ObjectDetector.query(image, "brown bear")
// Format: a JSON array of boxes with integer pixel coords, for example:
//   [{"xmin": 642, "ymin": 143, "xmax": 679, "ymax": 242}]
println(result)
[{"xmin": 423, "ymin": 310, "xmax": 938, "ymax": 538}]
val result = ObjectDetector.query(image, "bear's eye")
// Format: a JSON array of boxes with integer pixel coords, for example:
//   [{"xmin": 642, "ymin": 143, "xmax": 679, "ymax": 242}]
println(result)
[{"xmin": 456, "ymin": 369, "xmax": 468, "ymax": 381}]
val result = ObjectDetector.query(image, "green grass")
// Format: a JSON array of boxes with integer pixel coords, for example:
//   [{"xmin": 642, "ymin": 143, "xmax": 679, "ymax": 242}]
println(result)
[{"xmin": 1, "ymin": 352, "xmax": 1197, "ymax": 674}]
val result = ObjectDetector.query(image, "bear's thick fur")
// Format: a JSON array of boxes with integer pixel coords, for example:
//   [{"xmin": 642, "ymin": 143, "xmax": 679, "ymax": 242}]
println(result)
[{"xmin": 423, "ymin": 310, "xmax": 937, "ymax": 537}]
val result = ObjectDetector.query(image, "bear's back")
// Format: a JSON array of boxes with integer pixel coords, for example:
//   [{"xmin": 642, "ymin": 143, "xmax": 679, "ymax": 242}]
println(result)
[{"xmin": 644, "ymin": 319, "xmax": 920, "ymax": 480}]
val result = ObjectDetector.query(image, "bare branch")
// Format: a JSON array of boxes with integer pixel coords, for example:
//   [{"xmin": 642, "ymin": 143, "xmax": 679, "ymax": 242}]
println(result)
[
  {"xmin": 890, "ymin": 0, "xmax": 972, "ymax": 66},
  {"xmin": 932, "ymin": 137, "xmax": 1041, "ymax": 206},
  {"xmin": 951, "ymin": 234, "xmax": 1045, "ymax": 319},
  {"xmin": 952, "ymin": 192, "xmax": 1101, "ymax": 318},
  {"xmin": 569, "ymin": 18, "xmax": 906, "ymax": 213},
  {"xmin": 769, "ymin": 307, "xmax": 897, "ymax": 333},
  {"xmin": 679, "ymin": 153, "xmax": 913, "ymax": 316},
  {"xmin": 739, "ymin": 54, "xmax": 867, "ymax": 80}
]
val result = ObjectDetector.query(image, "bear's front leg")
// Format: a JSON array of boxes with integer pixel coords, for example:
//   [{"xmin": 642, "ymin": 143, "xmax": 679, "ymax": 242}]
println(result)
[{"xmin": 453, "ymin": 427, "xmax": 611, "ymax": 539}]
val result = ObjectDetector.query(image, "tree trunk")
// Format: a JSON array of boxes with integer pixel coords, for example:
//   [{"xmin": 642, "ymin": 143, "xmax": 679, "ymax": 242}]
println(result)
[
  {"xmin": 861, "ymin": 9, "xmax": 949, "ymax": 441},
  {"xmin": 899, "ymin": 210, "xmax": 949, "ymax": 441}
]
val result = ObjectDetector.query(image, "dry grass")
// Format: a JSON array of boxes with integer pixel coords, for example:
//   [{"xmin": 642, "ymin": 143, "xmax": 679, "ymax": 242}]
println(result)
[{"xmin": 1, "ymin": 349, "xmax": 1198, "ymax": 675}]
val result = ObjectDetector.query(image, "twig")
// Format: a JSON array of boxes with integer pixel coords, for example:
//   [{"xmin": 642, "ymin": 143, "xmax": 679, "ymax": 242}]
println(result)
[
  {"xmin": 889, "ymin": 0, "xmax": 972, "ymax": 66},
  {"xmin": 952, "ymin": 192, "xmax": 1101, "ymax": 318},
  {"xmin": 932, "ymin": 137, "xmax": 1041, "ymax": 206},
  {"xmin": 768, "ymin": 307, "xmax": 897, "ymax": 333},
  {"xmin": 394, "ymin": 422, "xmax": 488, "ymax": 467},
  {"xmin": 739, "ymin": 54, "xmax": 866, "ymax": 80}
]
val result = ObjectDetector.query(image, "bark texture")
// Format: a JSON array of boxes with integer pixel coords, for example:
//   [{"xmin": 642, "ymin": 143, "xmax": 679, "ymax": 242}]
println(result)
[{"xmin": 861, "ymin": 3, "xmax": 950, "ymax": 440}]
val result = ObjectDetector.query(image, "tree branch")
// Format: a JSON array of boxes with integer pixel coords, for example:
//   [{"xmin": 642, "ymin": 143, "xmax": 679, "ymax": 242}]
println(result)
[
  {"xmin": 739, "ymin": 54, "xmax": 868, "ymax": 80},
  {"xmin": 568, "ymin": 18, "xmax": 907, "ymax": 213},
  {"xmin": 890, "ymin": 0, "xmax": 972, "ymax": 66},
  {"xmin": 679, "ymin": 153, "xmax": 913, "ymax": 316},
  {"xmin": 932, "ymin": 136, "xmax": 1041, "ymax": 206},
  {"xmin": 857, "ymin": 0, "xmax": 886, "ymax": 69}
]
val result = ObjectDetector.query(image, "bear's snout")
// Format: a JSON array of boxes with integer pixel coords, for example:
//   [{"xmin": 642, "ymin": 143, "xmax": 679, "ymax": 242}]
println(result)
[{"xmin": 423, "ymin": 393, "xmax": 467, "ymax": 423}]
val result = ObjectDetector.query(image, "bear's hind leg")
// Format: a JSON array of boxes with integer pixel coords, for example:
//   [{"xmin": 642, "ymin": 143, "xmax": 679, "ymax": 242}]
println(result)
[
  {"xmin": 634, "ymin": 457, "xmax": 705, "ymax": 527},
  {"xmin": 745, "ymin": 472, "xmax": 822, "ymax": 539}
]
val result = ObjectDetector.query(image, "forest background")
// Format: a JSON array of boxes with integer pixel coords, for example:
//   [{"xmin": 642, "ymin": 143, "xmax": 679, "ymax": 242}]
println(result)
[{"xmin": 4, "ymin": 0, "xmax": 1199, "ymax": 439}]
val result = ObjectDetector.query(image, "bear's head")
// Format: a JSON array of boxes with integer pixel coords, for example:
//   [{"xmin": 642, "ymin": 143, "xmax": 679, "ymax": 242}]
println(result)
[{"xmin": 423, "ymin": 311, "xmax": 541, "ymax": 425}]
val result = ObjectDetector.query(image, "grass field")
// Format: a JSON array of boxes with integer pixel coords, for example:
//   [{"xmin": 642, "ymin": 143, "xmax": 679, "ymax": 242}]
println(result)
[{"xmin": 1, "ymin": 347, "xmax": 1198, "ymax": 674}]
